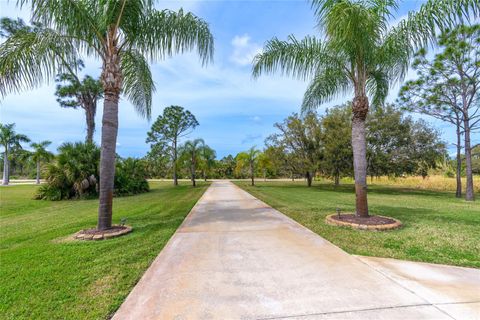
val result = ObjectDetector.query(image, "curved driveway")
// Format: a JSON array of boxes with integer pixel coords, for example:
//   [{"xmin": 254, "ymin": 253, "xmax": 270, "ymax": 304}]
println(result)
[{"xmin": 113, "ymin": 181, "xmax": 480, "ymax": 320}]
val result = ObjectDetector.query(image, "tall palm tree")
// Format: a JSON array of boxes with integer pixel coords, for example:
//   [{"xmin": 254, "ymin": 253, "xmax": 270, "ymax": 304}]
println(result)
[
  {"xmin": 179, "ymin": 138, "xmax": 205, "ymax": 187},
  {"xmin": 0, "ymin": 1, "xmax": 214, "ymax": 230},
  {"xmin": 0, "ymin": 123, "xmax": 30, "ymax": 185},
  {"xmin": 253, "ymin": 0, "xmax": 478, "ymax": 217},
  {"xmin": 30, "ymin": 140, "xmax": 54, "ymax": 184}
]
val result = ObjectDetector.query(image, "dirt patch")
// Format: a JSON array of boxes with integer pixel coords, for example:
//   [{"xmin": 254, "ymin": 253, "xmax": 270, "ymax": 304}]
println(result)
[{"xmin": 325, "ymin": 214, "xmax": 401, "ymax": 231}]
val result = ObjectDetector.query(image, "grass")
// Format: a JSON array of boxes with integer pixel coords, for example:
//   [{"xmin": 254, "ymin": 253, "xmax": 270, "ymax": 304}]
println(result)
[
  {"xmin": 0, "ymin": 181, "xmax": 208, "ymax": 320},
  {"xmin": 235, "ymin": 180, "xmax": 480, "ymax": 268}
]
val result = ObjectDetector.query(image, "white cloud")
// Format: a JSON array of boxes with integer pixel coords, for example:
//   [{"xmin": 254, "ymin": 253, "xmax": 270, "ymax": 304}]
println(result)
[{"xmin": 230, "ymin": 34, "xmax": 263, "ymax": 66}]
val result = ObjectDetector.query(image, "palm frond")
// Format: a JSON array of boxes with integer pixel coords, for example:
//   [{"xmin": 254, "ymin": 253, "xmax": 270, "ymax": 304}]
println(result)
[
  {"xmin": 366, "ymin": 69, "xmax": 389, "ymax": 107},
  {"xmin": 120, "ymin": 49, "xmax": 155, "ymax": 119},
  {"xmin": 301, "ymin": 67, "xmax": 350, "ymax": 113},
  {"xmin": 128, "ymin": 8, "xmax": 214, "ymax": 65},
  {"xmin": 21, "ymin": 0, "xmax": 104, "ymax": 56},
  {"xmin": 0, "ymin": 26, "xmax": 78, "ymax": 97},
  {"xmin": 252, "ymin": 35, "xmax": 329, "ymax": 80}
]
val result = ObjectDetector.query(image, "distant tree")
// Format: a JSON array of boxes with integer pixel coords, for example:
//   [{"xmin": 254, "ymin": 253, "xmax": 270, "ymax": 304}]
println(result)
[
  {"xmin": 216, "ymin": 155, "xmax": 236, "ymax": 178},
  {"xmin": 236, "ymin": 147, "xmax": 261, "ymax": 186},
  {"xmin": 30, "ymin": 140, "xmax": 54, "ymax": 184},
  {"xmin": 262, "ymin": 145, "xmax": 289, "ymax": 179},
  {"xmin": 0, "ymin": 123, "xmax": 30, "ymax": 185},
  {"xmin": 200, "ymin": 145, "xmax": 216, "ymax": 181},
  {"xmin": 147, "ymin": 106, "xmax": 199, "ymax": 186},
  {"xmin": 179, "ymin": 139, "xmax": 205, "ymax": 187},
  {"xmin": 253, "ymin": 0, "xmax": 477, "ymax": 216},
  {"xmin": 267, "ymin": 113, "xmax": 322, "ymax": 187},
  {"xmin": 257, "ymin": 152, "xmax": 273, "ymax": 181},
  {"xmin": 366, "ymin": 104, "xmax": 445, "ymax": 179},
  {"xmin": 472, "ymin": 144, "xmax": 480, "ymax": 175},
  {"xmin": 55, "ymin": 67, "xmax": 103, "ymax": 143},
  {"xmin": 399, "ymin": 25, "xmax": 479, "ymax": 200},
  {"xmin": 144, "ymin": 142, "xmax": 170, "ymax": 178},
  {"xmin": 320, "ymin": 105, "xmax": 353, "ymax": 185}
]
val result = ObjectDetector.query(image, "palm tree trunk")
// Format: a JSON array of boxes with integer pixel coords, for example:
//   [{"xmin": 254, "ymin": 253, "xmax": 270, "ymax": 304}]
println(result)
[
  {"xmin": 191, "ymin": 163, "xmax": 196, "ymax": 187},
  {"xmin": 36, "ymin": 160, "xmax": 40, "ymax": 184},
  {"xmin": 85, "ymin": 104, "xmax": 95, "ymax": 144},
  {"xmin": 250, "ymin": 161, "xmax": 254, "ymax": 186},
  {"xmin": 351, "ymin": 96, "xmax": 369, "ymax": 217},
  {"xmin": 173, "ymin": 139, "xmax": 178, "ymax": 186},
  {"xmin": 464, "ymin": 119, "xmax": 474, "ymax": 201},
  {"xmin": 306, "ymin": 171, "xmax": 313, "ymax": 187},
  {"xmin": 97, "ymin": 46, "xmax": 121, "ymax": 231},
  {"xmin": 2, "ymin": 148, "xmax": 8, "ymax": 185},
  {"xmin": 455, "ymin": 123, "xmax": 462, "ymax": 198}
]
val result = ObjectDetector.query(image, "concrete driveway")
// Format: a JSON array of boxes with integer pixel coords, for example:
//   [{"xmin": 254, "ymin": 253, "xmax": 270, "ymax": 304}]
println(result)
[{"xmin": 113, "ymin": 181, "xmax": 480, "ymax": 320}]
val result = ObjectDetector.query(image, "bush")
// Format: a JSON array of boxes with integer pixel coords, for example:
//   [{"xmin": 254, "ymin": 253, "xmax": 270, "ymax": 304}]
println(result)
[
  {"xmin": 35, "ymin": 142, "xmax": 149, "ymax": 200},
  {"xmin": 114, "ymin": 158, "xmax": 150, "ymax": 196},
  {"xmin": 36, "ymin": 142, "xmax": 100, "ymax": 200}
]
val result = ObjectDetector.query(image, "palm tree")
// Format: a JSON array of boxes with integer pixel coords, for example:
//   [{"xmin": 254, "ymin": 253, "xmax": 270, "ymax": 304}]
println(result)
[
  {"xmin": 30, "ymin": 140, "xmax": 54, "ymax": 184},
  {"xmin": 0, "ymin": 1, "xmax": 214, "ymax": 230},
  {"xmin": 0, "ymin": 123, "xmax": 30, "ymax": 185},
  {"xmin": 201, "ymin": 145, "xmax": 216, "ymax": 181},
  {"xmin": 237, "ymin": 147, "xmax": 261, "ymax": 186},
  {"xmin": 179, "ymin": 139, "xmax": 205, "ymax": 187},
  {"xmin": 253, "ymin": 0, "xmax": 478, "ymax": 217}
]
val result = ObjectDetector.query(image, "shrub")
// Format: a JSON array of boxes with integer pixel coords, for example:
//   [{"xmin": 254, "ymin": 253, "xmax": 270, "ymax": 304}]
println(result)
[
  {"xmin": 36, "ymin": 142, "xmax": 100, "ymax": 200},
  {"xmin": 36, "ymin": 143, "xmax": 149, "ymax": 200},
  {"xmin": 114, "ymin": 158, "xmax": 150, "ymax": 196}
]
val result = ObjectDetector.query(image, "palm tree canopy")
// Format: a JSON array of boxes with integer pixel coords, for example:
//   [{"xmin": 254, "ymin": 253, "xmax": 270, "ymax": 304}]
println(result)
[
  {"xmin": 30, "ymin": 140, "xmax": 54, "ymax": 162},
  {"xmin": 253, "ymin": 0, "xmax": 479, "ymax": 111},
  {"xmin": 0, "ymin": 123, "xmax": 30, "ymax": 150},
  {"xmin": 180, "ymin": 138, "xmax": 205, "ymax": 155},
  {"xmin": 0, "ymin": 0, "xmax": 214, "ymax": 119}
]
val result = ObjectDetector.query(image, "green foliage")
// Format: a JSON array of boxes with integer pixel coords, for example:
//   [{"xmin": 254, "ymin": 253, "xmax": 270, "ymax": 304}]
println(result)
[
  {"xmin": 114, "ymin": 158, "xmax": 150, "ymax": 196},
  {"xmin": 35, "ymin": 142, "xmax": 100, "ymax": 200},
  {"xmin": 398, "ymin": 24, "xmax": 480, "ymax": 130},
  {"xmin": 0, "ymin": 123, "xmax": 30, "ymax": 151},
  {"xmin": 214, "ymin": 155, "xmax": 237, "ymax": 178},
  {"xmin": 178, "ymin": 138, "xmax": 205, "ymax": 185},
  {"xmin": 146, "ymin": 105, "xmax": 199, "ymax": 179},
  {"xmin": 266, "ymin": 112, "xmax": 322, "ymax": 179},
  {"xmin": 235, "ymin": 147, "xmax": 261, "ymax": 178},
  {"xmin": 30, "ymin": 140, "xmax": 53, "ymax": 164},
  {"xmin": 320, "ymin": 104, "xmax": 353, "ymax": 183},
  {"xmin": 35, "ymin": 143, "xmax": 149, "ymax": 200}
]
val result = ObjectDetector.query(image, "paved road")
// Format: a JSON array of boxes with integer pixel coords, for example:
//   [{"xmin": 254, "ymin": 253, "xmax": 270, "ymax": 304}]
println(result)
[{"xmin": 113, "ymin": 181, "xmax": 480, "ymax": 320}]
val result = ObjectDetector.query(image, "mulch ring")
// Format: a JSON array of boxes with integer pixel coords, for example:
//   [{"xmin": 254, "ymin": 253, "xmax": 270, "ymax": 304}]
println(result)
[
  {"xmin": 325, "ymin": 213, "xmax": 401, "ymax": 231},
  {"xmin": 74, "ymin": 225, "xmax": 132, "ymax": 240}
]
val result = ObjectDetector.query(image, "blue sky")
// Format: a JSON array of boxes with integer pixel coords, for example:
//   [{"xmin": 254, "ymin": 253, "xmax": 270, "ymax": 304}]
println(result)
[{"xmin": 1, "ymin": 0, "xmax": 474, "ymax": 158}]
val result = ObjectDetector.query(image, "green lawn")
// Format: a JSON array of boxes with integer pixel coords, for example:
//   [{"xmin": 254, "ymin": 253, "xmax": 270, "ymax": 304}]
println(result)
[
  {"xmin": 0, "ymin": 181, "xmax": 208, "ymax": 320},
  {"xmin": 236, "ymin": 181, "xmax": 480, "ymax": 268}
]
